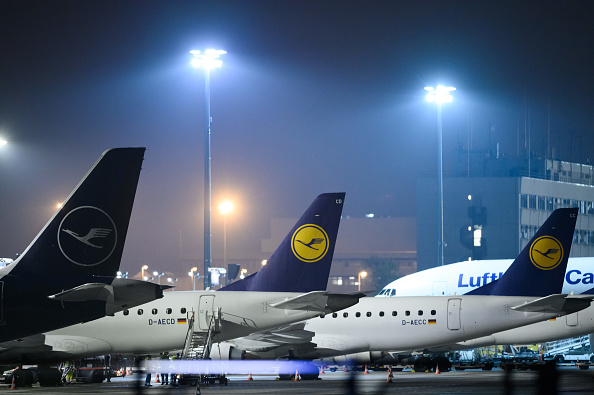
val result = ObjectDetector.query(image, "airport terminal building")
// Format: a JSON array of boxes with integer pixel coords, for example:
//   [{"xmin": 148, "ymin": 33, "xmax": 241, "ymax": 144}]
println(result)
[{"xmin": 417, "ymin": 157, "xmax": 594, "ymax": 272}]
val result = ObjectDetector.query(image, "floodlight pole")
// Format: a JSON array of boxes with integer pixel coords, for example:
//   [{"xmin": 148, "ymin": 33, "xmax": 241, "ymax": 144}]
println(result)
[
  {"xmin": 204, "ymin": 67, "xmax": 212, "ymax": 290},
  {"xmin": 191, "ymin": 49, "xmax": 225, "ymax": 290},
  {"xmin": 425, "ymin": 86, "xmax": 455, "ymax": 267}
]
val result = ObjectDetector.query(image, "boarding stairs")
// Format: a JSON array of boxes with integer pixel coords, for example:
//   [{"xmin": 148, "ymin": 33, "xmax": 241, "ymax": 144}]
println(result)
[
  {"xmin": 179, "ymin": 307, "xmax": 228, "ymax": 386},
  {"xmin": 182, "ymin": 307, "xmax": 222, "ymax": 361}
]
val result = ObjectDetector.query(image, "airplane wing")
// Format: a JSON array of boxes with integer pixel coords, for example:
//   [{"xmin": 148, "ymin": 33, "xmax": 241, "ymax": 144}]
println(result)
[{"xmin": 510, "ymin": 294, "xmax": 594, "ymax": 314}]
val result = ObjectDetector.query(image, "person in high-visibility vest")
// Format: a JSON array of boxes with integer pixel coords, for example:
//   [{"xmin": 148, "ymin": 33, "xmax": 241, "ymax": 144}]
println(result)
[
  {"xmin": 144, "ymin": 355, "xmax": 152, "ymax": 386},
  {"xmin": 170, "ymin": 353, "xmax": 180, "ymax": 386},
  {"xmin": 160, "ymin": 352, "xmax": 170, "ymax": 385}
]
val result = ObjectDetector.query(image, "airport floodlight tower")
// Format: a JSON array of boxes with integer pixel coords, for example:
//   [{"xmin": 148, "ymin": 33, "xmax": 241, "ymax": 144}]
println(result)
[
  {"xmin": 425, "ymin": 85, "xmax": 455, "ymax": 266},
  {"xmin": 191, "ymin": 49, "xmax": 226, "ymax": 289}
]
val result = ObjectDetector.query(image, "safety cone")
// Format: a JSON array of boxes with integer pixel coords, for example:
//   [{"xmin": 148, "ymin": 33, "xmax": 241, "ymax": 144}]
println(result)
[
  {"xmin": 10, "ymin": 374, "xmax": 15, "ymax": 390},
  {"xmin": 386, "ymin": 366, "xmax": 394, "ymax": 384},
  {"xmin": 294, "ymin": 370, "xmax": 300, "ymax": 381},
  {"xmin": 435, "ymin": 363, "xmax": 441, "ymax": 374},
  {"xmin": 155, "ymin": 373, "xmax": 160, "ymax": 383},
  {"xmin": 344, "ymin": 365, "xmax": 348, "ymax": 372},
  {"xmin": 247, "ymin": 373, "xmax": 253, "ymax": 381},
  {"xmin": 363, "ymin": 365, "xmax": 370, "ymax": 374},
  {"xmin": 320, "ymin": 366, "xmax": 325, "ymax": 374}
]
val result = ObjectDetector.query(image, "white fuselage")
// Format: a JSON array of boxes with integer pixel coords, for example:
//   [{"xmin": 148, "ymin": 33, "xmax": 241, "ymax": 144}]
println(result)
[
  {"xmin": 298, "ymin": 295, "xmax": 570, "ymax": 358},
  {"xmin": 0, "ymin": 291, "xmax": 328, "ymax": 361},
  {"xmin": 376, "ymin": 257, "xmax": 594, "ymax": 350},
  {"xmin": 377, "ymin": 257, "xmax": 594, "ymax": 297}
]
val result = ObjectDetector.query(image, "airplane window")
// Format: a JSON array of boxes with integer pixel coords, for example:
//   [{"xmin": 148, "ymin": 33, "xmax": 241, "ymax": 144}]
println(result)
[
  {"xmin": 431, "ymin": 310, "xmax": 436, "ymax": 315},
  {"xmin": 379, "ymin": 311, "xmax": 384, "ymax": 317},
  {"xmin": 123, "ymin": 310, "xmax": 129, "ymax": 316},
  {"xmin": 332, "ymin": 313, "xmax": 338, "ymax": 318},
  {"xmin": 405, "ymin": 310, "xmax": 410, "ymax": 316},
  {"xmin": 166, "ymin": 308, "xmax": 172, "ymax": 314},
  {"xmin": 355, "ymin": 312, "xmax": 361, "ymax": 318},
  {"xmin": 320, "ymin": 313, "xmax": 325, "ymax": 318},
  {"xmin": 392, "ymin": 311, "xmax": 397, "ymax": 316},
  {"xmin": 181, "ymin": 308, "xmax": 186, "ymax": 314},
  {"xmin": 343, "ymin": 312, "xmax": 348, "ymax": 318},
  {"xmin": 390, "ymin": 289, "xmax": 396, "ymax": 296},
  {"xmin": 366, "ymin": 312, "xmax": 371, "ymax": 317},
  {"xmin": 152, "ymin": 308, "xmax": 158, "ymax": 315},
  {"xmin": 418, "ymin": 310, "xmax": 423, "ymax": 316},
  {"xmin": 137, "ymin": 309, "xmax": 143, "ymax": 315}
]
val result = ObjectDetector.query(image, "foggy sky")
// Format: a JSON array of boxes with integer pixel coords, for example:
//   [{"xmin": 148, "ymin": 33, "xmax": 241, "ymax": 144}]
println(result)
[{"xmin": 1, "ymin": 1, "xmax": 593, "ymax": 277}]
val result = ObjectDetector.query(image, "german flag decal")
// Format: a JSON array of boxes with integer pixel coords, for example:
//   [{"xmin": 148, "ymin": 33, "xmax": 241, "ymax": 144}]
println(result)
[
  {"xmin": 177, "ymin": 318, "xmax": 187, "ymax": 324},
  {"xmin": 428, "ymin": 319, "xmax": 437, "ymax": 325}
]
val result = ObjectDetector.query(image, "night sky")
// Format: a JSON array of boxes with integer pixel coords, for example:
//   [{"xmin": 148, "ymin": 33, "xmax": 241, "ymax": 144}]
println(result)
[{"xmin": 1, "ymin": 1, "xmax": 593, "ymax": 277}]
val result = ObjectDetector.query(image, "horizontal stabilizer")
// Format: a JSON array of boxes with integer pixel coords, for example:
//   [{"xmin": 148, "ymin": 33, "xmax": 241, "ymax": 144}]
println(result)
[
  {"xmin": 511, "ymin": 294, "xmax": 593, "ymax": 314},
  {"xmin": 325, "ymin": 293, "xmax": 364, "ymax": 313},
  {"xmin": 48, "ymin": 283, "xmax": 113, "ymax": 302},
  {"xmin": 49, "ymin": 278, "xmax": 170, "ymax": 315},
  {"xmin": 268, "ymin": 291, "xmax": 328, "ymax": 311}
]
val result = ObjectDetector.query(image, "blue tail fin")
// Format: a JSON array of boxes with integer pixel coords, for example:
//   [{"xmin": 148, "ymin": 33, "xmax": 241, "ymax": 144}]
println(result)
[
  {"xmin": 468, "ymin": 208, "xmax": 578, "ymax": 297},
  {"xmin": 220, "ymin": 192, "xmax": 345, "ymax": 292},
  {"xmin": 7, "ymin": 148, "xmax": 145, "ymax": 281}
]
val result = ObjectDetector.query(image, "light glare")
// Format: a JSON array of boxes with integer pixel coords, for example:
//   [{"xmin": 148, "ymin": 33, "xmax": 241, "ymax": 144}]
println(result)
[
  {"xmin": 190, "ymin": 49, "xmax": 226, "ymax": 69},
  {"xmin": 425, "ymin": 85, "xmax": 456, "ymax": 103}
]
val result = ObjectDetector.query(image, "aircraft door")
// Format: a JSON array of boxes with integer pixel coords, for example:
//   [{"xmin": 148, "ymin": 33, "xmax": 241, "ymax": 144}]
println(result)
[
  {"xmin": 566, "ymin": 312, "xmax": 578, "ymax": 327},
  {"xmin": 198, "ymin": 295, "xmax": 215, "ymax": 331},
  {"xmin": 447, "ymin": 298, "xmax": 461, "ymax": 330},
  {"xmin": 432, "ymin": 281, "xmax": 447, "ymax": 296}
]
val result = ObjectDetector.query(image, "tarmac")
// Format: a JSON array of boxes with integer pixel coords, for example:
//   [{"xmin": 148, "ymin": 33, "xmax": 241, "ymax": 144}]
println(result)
[{"xmin": 1, "ymin": 366, "xmax": 593, "ymax": 394}]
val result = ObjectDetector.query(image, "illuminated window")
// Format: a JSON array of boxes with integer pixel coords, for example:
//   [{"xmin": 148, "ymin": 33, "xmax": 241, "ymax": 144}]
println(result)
[
  {"xmin": 152, "ymin": 308, "xmax": 158, "ymax": 315},
  {"xmin": 137, "ymin": 309, "xmax": 143, "ymax": 315}
]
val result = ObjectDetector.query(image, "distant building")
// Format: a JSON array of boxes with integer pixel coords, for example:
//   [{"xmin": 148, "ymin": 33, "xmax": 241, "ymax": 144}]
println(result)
[{"xmin": 417, "ymin": 157, "xmax": 594, "ymax": 272}]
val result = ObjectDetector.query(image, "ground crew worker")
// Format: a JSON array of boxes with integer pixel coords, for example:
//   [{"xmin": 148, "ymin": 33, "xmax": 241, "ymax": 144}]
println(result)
[
  {"xmin": 160, "ymin": 352, "xmax": 170, "ymax": 384},
  {"xmin": 170, "ymin": 353, "xmax": 180, "ymax": 385},
  {"xmin": 144, "ymin": 355, "xmax": 152, "ymax": 386}
]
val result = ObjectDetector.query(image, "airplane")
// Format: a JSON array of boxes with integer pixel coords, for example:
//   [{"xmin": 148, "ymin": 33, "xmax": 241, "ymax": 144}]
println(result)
[
  {"xmin": 374, "ymin": 242, "xmax": 594, "ymax": 356},
  {"xmin": 207, "ymin": 208, "xmax": 593, "ymax": 377},
  {"xmin": 376, "ymin": 257, "xmax": 594, "ymax": 297},
  {"xmin": 0, "ymin": 193, "xmax": 356, "ymax": 374},
  {"xmin": 0, "ymin": 148, "xmax": 167, "ymax": 344}
]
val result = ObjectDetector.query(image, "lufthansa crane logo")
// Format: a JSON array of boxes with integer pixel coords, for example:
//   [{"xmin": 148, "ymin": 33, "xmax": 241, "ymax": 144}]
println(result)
[
  {"xmin": 291, "ymin": 224, "xmax": 329, "ymax": 263},
  {"xmin": 58, "ymin": 206, "xmax": 117, "ymax": 267},
  {"xmin": 529, "ymin": 235, "xmax": 563, "ymax": 270}
]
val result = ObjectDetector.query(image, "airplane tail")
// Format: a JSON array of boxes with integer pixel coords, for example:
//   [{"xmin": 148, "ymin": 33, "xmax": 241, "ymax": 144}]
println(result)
[
  {"xmin": 468, "ymin": 208, "xmax": 578, "ymax": 297},
  {"xmin": 220, "ymin": 192, "xmax": 345, "ymax": 292},
  {"xmin": 6, "ymin": 148, "xmax": 145, "ymax": 282}
]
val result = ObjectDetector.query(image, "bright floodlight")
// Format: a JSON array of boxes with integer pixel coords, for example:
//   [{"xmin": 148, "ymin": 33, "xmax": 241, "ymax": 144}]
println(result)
[
  {"xmin": 219, "ymin": 200, "xmax": 234, "ymax": 215},
  {"xmin": 190, "ymin": 49, "xmax": 227, "ymax": 69},
  {"xmin": 425, "ymin": 85, "xmax": 456, "ymax": 103}
]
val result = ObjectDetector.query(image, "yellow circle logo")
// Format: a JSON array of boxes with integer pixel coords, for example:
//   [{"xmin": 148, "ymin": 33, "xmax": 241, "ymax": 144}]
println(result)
[
  {"xmin": 291, "ymin": 224, "xmax": 329, "ymax": 263},
  {"xmin": 529, "ymin": 236, "xmax": 563, "ymax": 270}
]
